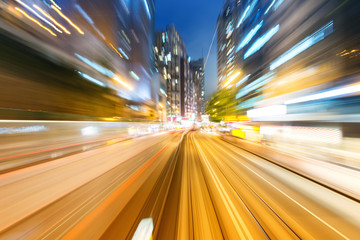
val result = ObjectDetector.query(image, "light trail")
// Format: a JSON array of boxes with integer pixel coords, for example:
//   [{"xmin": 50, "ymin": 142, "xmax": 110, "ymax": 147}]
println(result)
[
  {"xmin": 51, "ymin": 5, "xmax": 84, "ymax": 35},
  {"xmin": 33, "ymin": 5, "xmax": 71, "ymax": 34},
  {"xmin": 15, "ymin": 7, "xmax": 57, "ymax": 36}
]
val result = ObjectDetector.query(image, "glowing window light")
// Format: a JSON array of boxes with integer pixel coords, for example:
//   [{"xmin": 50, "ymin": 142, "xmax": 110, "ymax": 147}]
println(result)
[
  {"xmin": 15, "ymin": 7, "xmax": 57, "ymax": 36},
  {"xmin": 285, "ymin": 84, "xmax": 360, "ymax": 105},
  {"xmin": 33, "ymin": 5, "xmax": 70, "ymax": 34},
  {"xmin": 236, "ymin": 74, "xmax": 251, "ymax": 87},
  {"xmin": 247, "ymin": 105, "xmax": 287, "ymax": 118},
  {"xmin": 237, "ymin": 0, "xmax": 258, "ymax": 29},
  {"xmin": 108, "ymin": 43, "xmax": 123, "ymax": 58},
  {"xmin": 75, "ymin": 4, "xmax": 93, "ymax": 25},
  {"xmin": 226, "ymin": 21, "xmax": 233, "ymax": 34},
  {"xmin": 160, "ymin": 88, "xmax": 167, "ymax": 96},
  {"xmin": 270, "ymin": 21, "xmax": 333, "ymax": 70},
  {"xmin": 236, "ymin": 21, "xmax": 263, "ymax": 52},
  {"xmin": 130, "ymin": 71, "xmax": 140, "ymax": 81},
  {"xmin": 51, "ymin": 5, "xmax": 84, "ymax": 35},
  {"xmin": 75, "ymin": 54, "xmax": 114, "ymax": 78},
  {"xmin": 15, "ymin": 0, "xmax": 62, "ymax": 33},
  {"xmin": 78, "ymin": 72, "xmax": 105, "ymax": 87},
  {"xmin": 226, "ymin": 23, "xmax": 234, "ymax": 39},
  {"xmin": 227, "ymin": 70, "xmax": 234, "ymax": 76},
  {"xmin": 238, "ymin": 95, "xmax": 263, "ymax": 109},
  {"xmin": 143, "ymin": 0, "xmax": 151, "ymax": 19},
  {"xmin": 224, "ymin": 72, "xmax": 241, "ymax": 88},
  {"xmin": 274, "ymin": 0, "xmax": 285, "ymax": 10},
  {"xmin": 264, "ymin": 0, "xmax": 276, "ymax": 15},
  {"xmin": 236, "ymin": 72, "xmax": 275, "ymax": 99},
  {"xmin": 113, "ymin": 76, "xmax": 133, "ymax": 91},
  {"xmin": 227, "ymin": 56, "xmax": 234, "ymax": 64},
  {"xmin": 237, "ymin": 6, "xmax": 250, "ymax": 28},
  {"xmin": 244, "ymin": 24, "xmax": 279, "ymax": 59},
  {"xmin": 227, "ymin": 46, "xmax": 234, "ymax": 56},
  {"xmin": 118, "ymin": 48, "xmax": 129, "ymax": 59}
]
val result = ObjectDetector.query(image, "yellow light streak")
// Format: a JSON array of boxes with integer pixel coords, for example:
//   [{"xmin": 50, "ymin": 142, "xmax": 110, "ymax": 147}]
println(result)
[
  {"xmin": 113, "ymin": 76, "xmax": 133, "ymax": 91},
  {"xmin": 50, "ymin": 0, "xmax": 61, "ymax": 10},
  {"xmin": 224, "ymin": 71, "xmax": 240, "ymax": 88},
  {"xmin": 51, "ymin": 5, "xmax": 84, "ymax": 35},
  {"xmin": 33, "ymin": 5, "xmax": 71, "ymax": 34},
  {"xmin": 15, "ymin": 7, "xmax": 57, "ymax": 37},
  {"xmin": 15, "ymin": 0, "xmax": 62, "ymax": 33},
  {"xmin": 109, "ymin": 43, "xmax": 123, "ymax": 58}
]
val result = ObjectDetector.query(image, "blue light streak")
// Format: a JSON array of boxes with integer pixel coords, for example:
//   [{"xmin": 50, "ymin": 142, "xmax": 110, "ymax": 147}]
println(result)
[
  {"xmin": 130, "ymin": 71, "xmax": 140, "ymax": 81},
  {"xmin": 237, "ymin": 6, "xmax": 250, "ymax": 28},
  {"xmin": 237, "ymin": 0, "xmax": 258, "ymax": 28},
  {"xmin": 75, "ymin": 54, "xmax": 114, "ymax": 78},
  {"xmin": 270, "ymin": 21, "xmax": 333, "ymax": 70},
  {"xmin": 236, "ymin": 74, "xmax": 251, "ymax": 87},
  {"xmin": 244, "ymin": 24, "xmax": 279, "ymax": 59},
  {"xmin": 78, "ymin": 72, "xmax": 105, "ymax": 87},
  {"xmin": 285, "ymin": 84, "xmax": 360, "ymax": 104},
  {"xmin": 265, "ymin": 0, "xmax": 276, "ymax": 14},
  {"xmin": 236, "ymin": 72, "xmax": 275, "ymax": 99},
  {"xmin": 118, "ymin": 48, "xmax": 129, "ymax": 60},
  {"xmin": 236, "ymin": 21, "xmax": 263, "ymax": 52},
  {"xmin": 143, "ymin": 0, "xmax": 151, "ymax": 19}
]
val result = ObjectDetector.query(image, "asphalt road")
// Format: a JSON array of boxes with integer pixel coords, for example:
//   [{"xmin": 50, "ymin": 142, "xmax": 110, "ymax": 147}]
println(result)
[{"xmin": 1, "ymin": 131, "xmax": 359, "ymax": 239}]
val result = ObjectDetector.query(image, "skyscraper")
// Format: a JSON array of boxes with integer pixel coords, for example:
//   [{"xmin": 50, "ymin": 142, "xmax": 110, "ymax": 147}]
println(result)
[
  {"xmin": 217, "ymin": 0, "xmax": 360, "ymax": 123},
  {"xmin": 190, "ymin": 59, "xmax": 205, "ymax": 120},
  {"xmin": 217, "ymin": 0, "xmax": 241, "ymax": 89},
  {"xmin": 155, "ymin": 25, "xmax": 190, "ymax": 119}
]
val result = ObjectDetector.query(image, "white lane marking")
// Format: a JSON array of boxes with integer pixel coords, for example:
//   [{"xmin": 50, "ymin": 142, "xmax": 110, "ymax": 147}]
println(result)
[
  {"xmin": 132, "ymin": 218, "xmax": 153, "ymax": 240},
  {"xmin": 40, "ymin": 141, "xmax": 171, "ymax": 240},
  {"xmin": 192, "ymin": 134, "xmax": 253, "ymax": 240},
  {"xmin": 215, "ymin": 139, "xmax": 351, "ymax": 240}
]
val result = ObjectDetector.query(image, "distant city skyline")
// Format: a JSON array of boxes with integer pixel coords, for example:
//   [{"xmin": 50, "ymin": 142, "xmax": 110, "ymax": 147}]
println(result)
[{"xmin": 155, "ymin": 0, "xmax": 223, "ymax": 100}]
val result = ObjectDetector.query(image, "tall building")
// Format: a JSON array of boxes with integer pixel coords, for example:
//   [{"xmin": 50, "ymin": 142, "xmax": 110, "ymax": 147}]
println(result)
[
  {"xmin": 190, "ymin": 59, "xmax": 205, "ymax": 119},
  {"xmin": 2, "ymin": 0, "xmax": 158, "ymax": 118},
  {"xmin": 217, "ymin": 0, "xmax": 241, "ymax": 89},
  {"xmin": 75, "ymin": 0, "xmax": 156, "ymax": 102},
  {"xmin": 155, "ymin": 25, "xmax": 190, "ymax": 119},
  {"xmin": 217, "ymin": 0, "xmax": 360, "ymax": 124}
]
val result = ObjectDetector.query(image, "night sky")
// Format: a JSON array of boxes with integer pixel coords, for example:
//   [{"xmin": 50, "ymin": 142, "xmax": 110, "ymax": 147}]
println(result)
[{"xmin": 155, "ymin": 0, "xmax": 223, "ymax": 100}]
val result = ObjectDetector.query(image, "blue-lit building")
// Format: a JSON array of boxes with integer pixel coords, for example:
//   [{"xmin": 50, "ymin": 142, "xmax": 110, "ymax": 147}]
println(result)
[
  {"xmin": 218, "ymin": 0, "xmax": 360, "ymax": 124},
  {"xmin": 155, "ymin": 26, "xmax": 204, "ymax": 120},
  {"xmin": 155, "ymin": 25, "xmax": 190, "ymax": 118},
  {"xmin": 74, "ymin": 0, "xmax": 156, "ymax": 103},
  {"xmin": 217, "ymin": 0, "xmax": 241, "ymax": 89},
  {"xmin": 190, "ymin": 59, "xmax": 205, "ymax": 120}
]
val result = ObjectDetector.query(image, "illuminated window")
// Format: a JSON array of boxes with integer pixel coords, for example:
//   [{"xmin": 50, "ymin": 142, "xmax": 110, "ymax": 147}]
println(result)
[
  {"xmin": 236, "ymin": 21, "xmax": 263, "ymax": 52},
  {"xmin": 244, "ymin": 24, "xmax": 279, "ymax": 59},
  {"xmin": 270, "ymin": 21, "xmax": 333, "ymax": 70}
]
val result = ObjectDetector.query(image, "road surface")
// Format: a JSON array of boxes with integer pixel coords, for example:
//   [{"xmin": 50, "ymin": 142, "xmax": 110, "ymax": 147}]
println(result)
[{"xmin": 0, "ymin": 131, "xmax": 359, "ymax": 239}]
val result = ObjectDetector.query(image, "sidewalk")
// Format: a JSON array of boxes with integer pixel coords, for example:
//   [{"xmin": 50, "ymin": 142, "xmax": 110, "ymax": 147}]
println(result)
[{"xmin": 221, "ymin": 134, "xmax": 360, "ymax": 201}]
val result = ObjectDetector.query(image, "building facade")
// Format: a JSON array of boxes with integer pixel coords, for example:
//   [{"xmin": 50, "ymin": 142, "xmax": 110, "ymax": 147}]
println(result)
[
  {"xmin": 217, "ymin": 0, "xmax": 360, "ymax": 124},
  {"xmin": 216, "ymin": 0, "xmax": 241, "ymax": 89},
  {"xmin": 190, "ymin": 59, "xmax": 205, "ymax": 120},
  {"xmin": 3, "ymin": 0, "xmax": 158, "ymax": 119},
  {"xmin": 155, "ymin": 25, "xmax": 190, "ymax": 118}
]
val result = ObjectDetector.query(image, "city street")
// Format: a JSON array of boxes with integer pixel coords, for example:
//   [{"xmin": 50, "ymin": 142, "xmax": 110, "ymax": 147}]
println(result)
[
  {"xmin": 1, "ymin": 1, "xmax": 360, "ymax": 239},
  {"xmin": 1, "ymin": 131, "xmax": 359, "ymax": 239}
]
